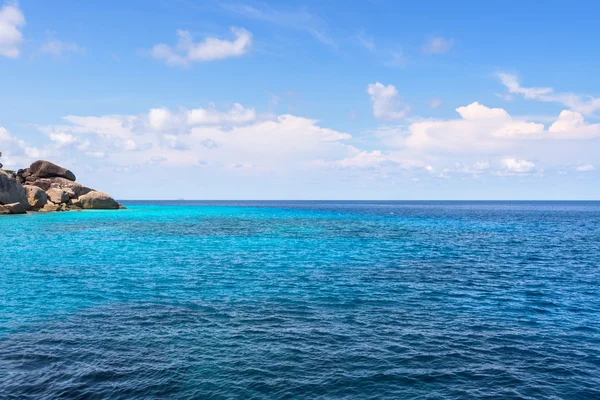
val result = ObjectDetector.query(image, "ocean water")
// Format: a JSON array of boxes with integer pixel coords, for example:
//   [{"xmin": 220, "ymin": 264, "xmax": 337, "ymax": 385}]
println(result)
[{"xmin": 1, "ymin": 201, "xmax": 599, "ymax": 399}]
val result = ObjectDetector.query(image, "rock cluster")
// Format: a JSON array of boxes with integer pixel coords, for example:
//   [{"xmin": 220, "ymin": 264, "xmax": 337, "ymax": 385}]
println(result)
[{"xmin": 0, "ymin": 160, "xmax": 123, "ymax": 214}]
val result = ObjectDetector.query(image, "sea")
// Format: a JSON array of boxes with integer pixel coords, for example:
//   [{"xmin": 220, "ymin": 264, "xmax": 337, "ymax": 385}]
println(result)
[{"xmin": 1, "ymin": 201, "xmax": 599, "ymax": 399}]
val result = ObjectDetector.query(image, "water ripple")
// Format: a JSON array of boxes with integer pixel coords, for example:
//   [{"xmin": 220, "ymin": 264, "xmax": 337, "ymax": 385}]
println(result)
[{"xmin": 1, "ymin": 201, "xmax": 599, "ymax": 399}]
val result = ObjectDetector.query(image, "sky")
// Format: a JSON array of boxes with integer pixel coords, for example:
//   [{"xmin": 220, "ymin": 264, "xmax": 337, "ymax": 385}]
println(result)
[{"xmin": 0, "ymin": 0, "xmax": 599, "ymax": 200}]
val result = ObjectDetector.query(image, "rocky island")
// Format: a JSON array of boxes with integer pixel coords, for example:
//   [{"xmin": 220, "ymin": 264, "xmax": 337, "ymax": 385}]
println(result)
[{"xmin": 0, "ymin": 158, "xmax": 123, "ymax": 215}]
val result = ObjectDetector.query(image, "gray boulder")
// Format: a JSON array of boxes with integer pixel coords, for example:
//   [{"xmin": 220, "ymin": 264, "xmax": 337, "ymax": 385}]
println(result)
[
  {"xmin": 77, "ymin": 191, "xmax": 120, "ymax": 209},
  {"xmin": 48, "ymin": 177, "xmax": 93, "ymax": 197},
  {"xmin": 0, "ymin": 170, "xmax": 29, "ymax": 208},
  {"xmin": 4, "ymin": 202, "xmax": 27, "ymax": 214},
  {"xmin": 29, "ymin": 178, "xmax": 52, "ymax": 191},
  {"xmin": 40, "ymin": 202, "xmax": 61, "ymax": 212},
  {"xmin": 23, "ymin": 185, "xmax": 48, "ymax": 208},
  {"xmin": 46, "ymin": 188, "xmax": 69, "ymax": 204},
  {"xmin": 29, "ymin": 160, "xmax": 76, "ymax": 181}
]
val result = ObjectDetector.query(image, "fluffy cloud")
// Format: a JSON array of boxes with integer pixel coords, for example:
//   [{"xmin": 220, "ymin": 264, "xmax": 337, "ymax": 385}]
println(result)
[
  {"xmin": 367, "ymin": 99, "xmax": 600, "ymax": 177},
  {"xmin": 11, "ymin": 97, "xmax": 600, "ymax": 187},
  {"xmin": 456, "ymin": 161, "xmax": 490, "ymax": 175},
  {"xmin": 456, "ymin": 102, "xmax": 509, "ymax": 119},
  {"xmin": 0, "ymin": 2, "xmax": 24, "ymax": 58},
  {"xmin": 34, "ymin": 105, "xmax": 352, "ymax": 170},
  {"xmin": 187, "ymin": 103, "xmax": 256, "ymax": 125},
  {"xmin": 0, "ymin": 127, "xmax": 42, "ymax": 167},
  {"xmin": 139, "ymin": 103, "xmax": 259, "ymax": 132},
  {"xmin": 498, "ymin": 73, "xmax": 600, "ymax": 115},
  {"xmin": 422, "ymin": 36, "xmax": 455, "ymax": 54},
  {"xmin": 150, "ymin": 27, "xmax": 252, "ymax": 66},
  {"xmin": 394, "ymin": 102, "xmax": 543, "ymax": 153},
  {"xmin": 548, "ymin": 110, "xmax": 600, "ymax": 139},
  {"xmin": 148, "ymin": 107, "xmax": 173, "ymax": 131},
  {"xmin": 323, "ymin": 149, "xmax": 390, "ymax": 169},
  {"xmin": 385, "ymin": 101, "xmax": 600, "ymax": 158},
  {"xmin": 367, "ymin": 82, "xmax": 410, "ymax": 120},
  {"xmin": 499, "ymin": 157, "xmax": 536, "ymax": 176},
  {"xmin": 49, "ymin": 132, "xmax": 77, "ymax": 148}
]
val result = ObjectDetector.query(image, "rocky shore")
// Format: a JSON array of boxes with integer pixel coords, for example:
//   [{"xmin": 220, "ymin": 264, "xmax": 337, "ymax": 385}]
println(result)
[{"xmin": 0, "ymin": 160, "xmax": 123, "ymax": 215}]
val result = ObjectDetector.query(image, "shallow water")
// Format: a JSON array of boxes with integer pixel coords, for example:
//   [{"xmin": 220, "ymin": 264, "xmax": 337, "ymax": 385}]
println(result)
[{"xmin": 1, "ymin": 201, "xmax": 599, "ymax": 399}]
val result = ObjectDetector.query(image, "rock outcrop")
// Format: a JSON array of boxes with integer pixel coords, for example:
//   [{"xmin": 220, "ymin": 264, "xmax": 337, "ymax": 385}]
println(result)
[
  {"xmin": 46, "ymin": 188, "xmax": 70, "ymax": 204},
  {"xmin": 4, "ymin": 202, "xmax": 27, "ymax": 214},
  {"xmin": 28, "ymin": 160, "xmax": 77, "ymax": 181},
  {"xmin": 23, "ymin": 185, "xmax": 48, "ymax": 208},
  {"xmin": 0, "ymin": 170, "xmax": 29, "ymax": 208},
  {"xmin": 48, "ymin": 177, "xmax": 93, "ymax": 197},
  {"xmin": 76, "ymin": 191, "xmax": 121, "ymax": 209},
  {"xmin": 1, "ymin": 159, "xmax": 123, "ymax": 214}
]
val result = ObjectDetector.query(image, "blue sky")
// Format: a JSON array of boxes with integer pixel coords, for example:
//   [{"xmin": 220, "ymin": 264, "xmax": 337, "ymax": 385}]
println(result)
[{"xmin": 1, "ymin": 0, "xmax": 599, "ymax": 199}]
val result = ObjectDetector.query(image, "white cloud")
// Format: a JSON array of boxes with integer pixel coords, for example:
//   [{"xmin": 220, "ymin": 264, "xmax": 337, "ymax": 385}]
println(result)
[
  {"xmin": 143, "ymin": 104, "xmax": 258, "ymax": 132},
  {"xmin": 498, "ymin": 73, "xmax": 600, "ymax": 115},
  {"xmin": 187, "ymin": 103, "xmax": 256, "ymax": 125},
  {"xmin": 365, "ymin": 97, "xmax": 600, "ymax": 180},
  {"xmin": 499, "ymin": 157, "xmax": 536, "ymax": 176},
  {"xmin": 382, "ymin": 101, "xmax": 600, "ymax": 157},
  {"xmin": 39, "ymin": 38, "xmax": 85, "ymax": 56},
  {"xmin": 576, "ymin": 164, "xmax": 594, "ymax": 172},
  {"xmin": 49, "ymin": 132, "xmax": 77, "ymax": 148},
  {"xmin": 62, "ymin": 115, "xmax": 138, "ymax": 137},
  {"xmin": 34, "ymin": 105, "xmax": 352, "ymax": 170},
  {"xmin": 0, "ymin": 126, "xmax": 43, "ymax": 167},
  {"xmin": 120, "ymin": 139, "xmax": 136, "ymax": 151},
  {"xmin": 422, "ymin": 36, "xmax": 455, "ymax": 54},
  {"xmin": 325, "ymin": 149, "xmax": 389, "ymax": 169},
  {"xmin": 148, "ymin": 107, "xmax": 174, "ymax": 131},
  {"xmin": 0, "ymin": 2, "xmax": 24, "ymax": 58},
  {"xmin": 457, "ymin": 161, "xmax": 490, "ymax": 175},
  {"xmin": 20, "ymin": 96, "xmax": 600, "ymax": 188},
  {"xmin": 150, "ymin": 27, "xmax": 252, "ymax": 67},
  {"xmin": 0, "ymin": 126, "xmax": 11, "ymax": 141},
  {"xmin": 456, "ymin": 102, "xmax": 509, "ymax": 119},
  {"xmin": 548, "ymin": 110, "xmax": 600, "ymax": 139},
  {"xmin": 394, "ymin": 102, "xmax": 543, "ymax": 153},
  {"xmin": 367, "ymin": 82, "xmax": 410, "ymax": 120}
]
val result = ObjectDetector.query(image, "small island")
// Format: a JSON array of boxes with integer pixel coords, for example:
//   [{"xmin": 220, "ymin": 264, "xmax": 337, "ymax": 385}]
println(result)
[{"xmin": 0, "ymin": 156, "xmax": 123, "ymax": 215}]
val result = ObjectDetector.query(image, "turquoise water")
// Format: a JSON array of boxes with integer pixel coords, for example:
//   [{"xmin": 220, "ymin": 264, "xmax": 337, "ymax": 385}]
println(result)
[{"xmin": 1, "ymin": 201, "xmax": 599, "ymax": 399}]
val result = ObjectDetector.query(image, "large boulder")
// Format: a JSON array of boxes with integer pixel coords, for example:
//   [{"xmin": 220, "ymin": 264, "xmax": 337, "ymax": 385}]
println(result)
[
  {"xmin": 48, "ymin": 177, "xmax": 93, "ymax": 197},
  {"xmin": 29, "ymin": 178, "xmax": 52, "ymax": 191},
  {"xmin": 46, "ymin": 188, "xmax": 69, "ymax": 204},
  {"xmin": 0, "ymin": 170, "xmax": 29, "ymax": 208},
  {"xmin": 29, "ymin": 160, "xmax": 76, "ymax": 181},
  {"xmin": 40, "ymin": 202, "xmax": 61, "ymax": 212},
  {"xmin": 23, "ymin": 185, "xmax": 48, "ymax": 208},
  {"xmin": 4, "ymin": 202, "xmax": 27, "ymax": 214},
  {"xmin": 77, "ymin": 191, "xmax": 120, "ymax": 209}
]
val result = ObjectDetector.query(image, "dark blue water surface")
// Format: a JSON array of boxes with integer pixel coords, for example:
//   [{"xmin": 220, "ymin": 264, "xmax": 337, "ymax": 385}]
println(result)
[{"xmin": 1, "ymin": 201, "xmax": 600, "ymax": 399}]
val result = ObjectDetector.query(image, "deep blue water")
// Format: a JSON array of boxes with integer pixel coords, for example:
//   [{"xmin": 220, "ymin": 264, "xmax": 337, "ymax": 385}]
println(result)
[{"xmin": 1, "ymin": 201, "xmax": 599, "ymax": 399}]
